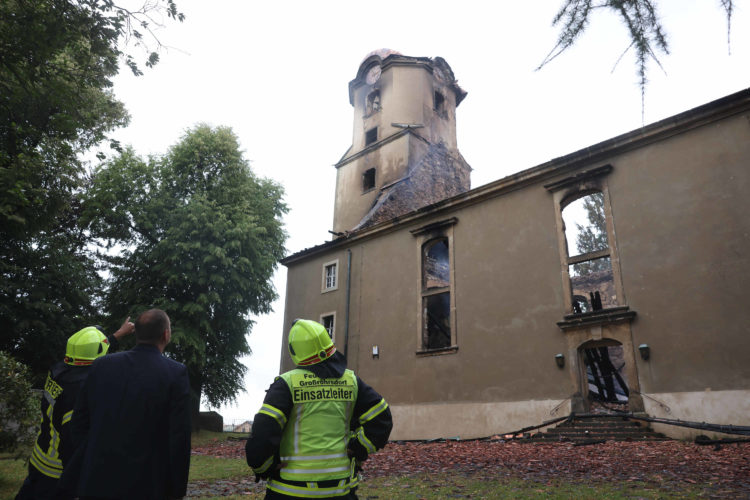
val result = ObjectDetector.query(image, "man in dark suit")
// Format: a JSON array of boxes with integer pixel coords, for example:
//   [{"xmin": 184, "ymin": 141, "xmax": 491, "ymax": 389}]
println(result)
[{"xmin": 66, "ymin": 308, "xmax": 191, "ymax": 499}]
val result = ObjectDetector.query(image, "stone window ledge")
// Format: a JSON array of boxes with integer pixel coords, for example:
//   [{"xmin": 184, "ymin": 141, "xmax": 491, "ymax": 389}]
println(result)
[
  {"xmin": 416, "ymin": 345, "xmax": 458, "ymax": 357},
  {"xmin": 557, "ymin": 306, "xmax": 636, "ymax": 331}
]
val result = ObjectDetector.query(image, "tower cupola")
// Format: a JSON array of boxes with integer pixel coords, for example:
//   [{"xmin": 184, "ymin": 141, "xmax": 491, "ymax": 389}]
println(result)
[{"xmin": 332, "ymin": 51, "xmax": 471, "ymax": 233}]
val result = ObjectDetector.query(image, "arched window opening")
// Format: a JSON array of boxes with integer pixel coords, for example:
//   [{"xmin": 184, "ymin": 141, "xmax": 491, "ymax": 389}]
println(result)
[
  {"xmin": 366, "ymin": 89, "xmax": 381, "ymax": 115},
  {"xmin": 423, "ymin": 238, "xmax": 449, "ymax": 289},
  {"xmin": 581, "ymin": 343, "xmax": 630, "ymax": 412}
]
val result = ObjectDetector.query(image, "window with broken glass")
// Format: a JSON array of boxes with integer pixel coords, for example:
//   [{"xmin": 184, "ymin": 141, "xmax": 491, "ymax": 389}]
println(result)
[
  {"xmin": 421, "ymin": 238, "xmax": 451, "ymax": 350},
  {"xmin": 366, "ymin": 89, "xmax": 381, "ymax": 116},
  {"xmin": 362, "ymin": 168, "xmax": 376, "ymax": 192},
  {"xmin": 433, "ymin": 90, "xmax": 446, "ymax": 118},
  {"xmin": 562, "ymin": 191, "xmax": 617, "ymax": 313},
  {"xmin": 411, "ymin": 218, "xmax": 457, "ymax": 354},
  {"xmin": 320, "ymin": 313, "xmax": 335, "ymax": 343}
]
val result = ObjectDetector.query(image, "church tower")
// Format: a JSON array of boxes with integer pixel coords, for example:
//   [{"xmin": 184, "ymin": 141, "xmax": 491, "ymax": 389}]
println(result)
[{"xmin": 332, "ymin": 50, "xmax": 471, "ymax": 233}]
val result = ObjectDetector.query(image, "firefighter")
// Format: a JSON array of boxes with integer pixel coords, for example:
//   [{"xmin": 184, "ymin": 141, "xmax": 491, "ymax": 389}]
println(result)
[
  {"xmin": 15, "ymin": 319, "xmax": 134, "ymax": 500},
  {"xmin": 246, "ymin": 319, "xmax": 392, "ymax": 499}
]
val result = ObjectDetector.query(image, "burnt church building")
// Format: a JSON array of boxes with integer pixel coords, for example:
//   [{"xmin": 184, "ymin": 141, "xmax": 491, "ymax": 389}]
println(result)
[{"xmin": 279, "ymin": 50, "xmax": 750, "ymax": 440}]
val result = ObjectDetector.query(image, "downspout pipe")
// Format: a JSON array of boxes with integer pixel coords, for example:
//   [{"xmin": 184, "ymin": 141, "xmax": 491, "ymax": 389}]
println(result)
[{"xmin": 344, "ymin": 248, "xmax": 352, "ymax": 358}]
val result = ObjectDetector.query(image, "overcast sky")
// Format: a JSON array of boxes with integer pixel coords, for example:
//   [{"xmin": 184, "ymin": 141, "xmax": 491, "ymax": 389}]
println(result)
[{"xmin": 108, "ymin": 0, "xmax": 750, "ymax": 423}]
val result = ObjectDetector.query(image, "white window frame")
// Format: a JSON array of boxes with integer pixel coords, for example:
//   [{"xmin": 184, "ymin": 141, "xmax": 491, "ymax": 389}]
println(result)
[
  {"xmin": 319, "ymin": 311, "xmax": 336, "ymax": 343},
  {"xmin": 321, "ymin": 259, "xmax": 339, "ymax": 293}
]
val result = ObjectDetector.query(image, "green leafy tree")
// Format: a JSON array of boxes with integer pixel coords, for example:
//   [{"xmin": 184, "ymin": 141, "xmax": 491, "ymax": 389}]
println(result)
[
  {"xmin": 573, "ymin": 192, "xmax": 609, "ymax": 275},
  {"xmin": 1, "ymin": 0, "xmax": 185, "ymax": 238},
  {"xmin": 0, "ymin": 351, "xmax": 38, "ymax": 456},
  {"xmin": 0, "ymin": 206, "xmax": 103, "ymax": 386},
  {"xmin": 0, "ymin": 0, "xmax": 182, "ymax": 383},
  {"xmin": 83, "ymin": 125, "xmax": 287, "ymax": 424},
  {"xmin": 540, "ymin": 1, "xmax": 736, "ymax": 107}
]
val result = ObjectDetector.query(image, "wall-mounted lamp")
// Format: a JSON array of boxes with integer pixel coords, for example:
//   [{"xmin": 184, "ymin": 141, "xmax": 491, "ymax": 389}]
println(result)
[
  {"xmin": 555, "ymin": 353, "xmax": 565, "ymax": 368},
  {"xmin": 372, "ymin": 345, "xmax": 379, "ymax": 359},
  {"xmin": 638, "ymin": 344, "xmax": 650, "ymax": 361}
]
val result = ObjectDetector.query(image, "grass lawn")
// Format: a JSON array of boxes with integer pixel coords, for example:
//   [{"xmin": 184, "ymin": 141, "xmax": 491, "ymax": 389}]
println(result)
[
  {"xmin": 187, "ymin": 473, "xmax": 706, "ymax": 499},
  {"xmin": 0, "ymin": 455, "xmax": 27, "ymax": 500},
  {"xmin": 189, "ymin": 455, "xmax": 248, "ymax": 482},
  {"xmin": 0, "ymin": 455, "xmax": 713, "ymax": 500},
  {"xmin": 357, "ymin": 473, "xmax": 704, "ymax": 499},
  {"xmin": 191, "ymin": 430, "xmax": 248, "ymax": 448},
  {"xmin": 0, "ymin": 432, "xmax": 254, "ymax": 500}
]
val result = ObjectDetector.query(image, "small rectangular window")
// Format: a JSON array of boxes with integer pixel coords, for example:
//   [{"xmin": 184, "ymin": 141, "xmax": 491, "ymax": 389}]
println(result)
[
  {"xmin": 365, "ymin": 127, "xmax": 377, "ymax": 146},
  {"xmin": 320, "ymin": 313, "xmax": 335, "ymax": 343},
  {"xmin": 362, "ymin": 168, "xmax": 376, "ymax": 191},
  {"xmin": 321, "ymin": 260, "xmax": 339, "ymax": 292},
  {"xmin": 325, "ymin": 264, "xmax": 336, "ymax": 289},
  {"xmin": 434, "ymin": 91, "xmax": 445, "ymax": 112}
]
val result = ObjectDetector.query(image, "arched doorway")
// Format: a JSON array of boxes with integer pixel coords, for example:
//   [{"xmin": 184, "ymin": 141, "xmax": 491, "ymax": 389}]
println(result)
[{"xmin": 579, "ymin": 339, "xmax": 629, "ymax": 413}]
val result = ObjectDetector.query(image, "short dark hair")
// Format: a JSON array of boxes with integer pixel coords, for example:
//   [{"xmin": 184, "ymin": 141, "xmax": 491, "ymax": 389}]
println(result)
[{"xmin": 135, "ymin": 309, "xmax": 170, "ymax": 344}]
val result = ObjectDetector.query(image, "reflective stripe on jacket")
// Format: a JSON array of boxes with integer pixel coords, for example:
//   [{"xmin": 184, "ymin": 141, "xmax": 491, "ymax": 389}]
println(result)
[
  {"xmin": 30, "ymin": 371, "xmax": 66, "ymax": 478},
  {"xmin": 268, "ymin": 475, "xmax": 355, "ymax": 498}
]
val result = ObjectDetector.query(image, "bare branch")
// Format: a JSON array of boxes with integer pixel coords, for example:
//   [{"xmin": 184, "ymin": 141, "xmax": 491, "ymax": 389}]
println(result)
[
  {"xmin": 720, "ymin": 0, "xmax": 733, "ymax": 54},
  {"xmin": 537, "ymin": 0, "xmax": 594, "ymax": 70},
  {"xmin": 94, "ymin": 0, "xmax": 185, "ymax": 75},
  {"xmin": 610, "ymin": 41, "xmax": 634, "ymax": 73},
  {"xmin": 541, "ymin": 0, "xmax": 672, "ymax": 117}
]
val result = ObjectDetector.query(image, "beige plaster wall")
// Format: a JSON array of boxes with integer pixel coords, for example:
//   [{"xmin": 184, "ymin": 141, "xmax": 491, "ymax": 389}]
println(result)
[
  {"xmin": 603, "ymin": 114, "xmax": 750, "ymax": 393},
  {"xmin": 390, "ymin": 399, "xmax": 571, "ymax": 440},
  {"xmin": 333, "ymin": 134, "xmax": 412, "ymax": 232},
  {"xmin": 281, "ymin": 250, "xmax": 351, "ymax": 373},
  {"xmin": 388, "ymin": 65, "xmax": 431, "ymax": 134},
  {"xmin": 349, "ymin": 63, "xmax": 433, "ymax": 153},
  {"xmin": 642, "ymin": 389, "xmax": 750, "ymax": 440},
  {"xmin": 390, "ymin": 389, "xmax": 750, "ymax": 440},
  {"xmin": 296, "ymin": 185, "xmax": 579, "ymax": 408}
]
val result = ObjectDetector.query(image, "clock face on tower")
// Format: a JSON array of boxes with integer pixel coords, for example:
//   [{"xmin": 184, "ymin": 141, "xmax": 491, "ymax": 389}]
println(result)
[{"xmin": 365, "ymin": 64, "xmax": 381, "ymax": 85}]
